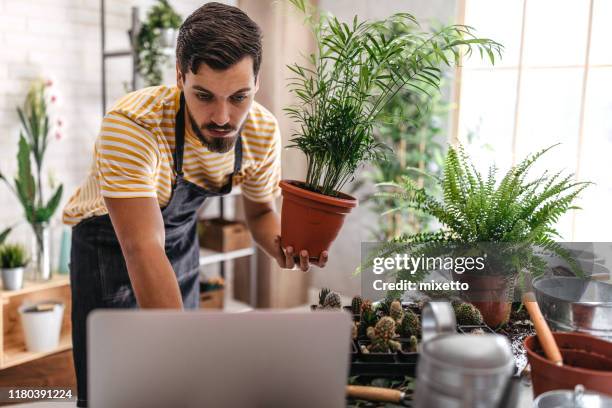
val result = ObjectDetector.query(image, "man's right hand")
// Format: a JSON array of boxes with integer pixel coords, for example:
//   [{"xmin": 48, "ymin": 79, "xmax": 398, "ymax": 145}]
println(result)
[{"xmin": 104, "ymin": 197, "xmax": 183, "ymax": 309}]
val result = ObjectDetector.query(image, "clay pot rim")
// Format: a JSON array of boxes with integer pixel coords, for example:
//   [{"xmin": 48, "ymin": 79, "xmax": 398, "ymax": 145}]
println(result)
[
  {"xmin": 279, "ymin": 179, "xmax": 357, "ymax": 208},
  {"xmin": 524, "ymin": 333, "xmax": 612, "ymax": 377}
]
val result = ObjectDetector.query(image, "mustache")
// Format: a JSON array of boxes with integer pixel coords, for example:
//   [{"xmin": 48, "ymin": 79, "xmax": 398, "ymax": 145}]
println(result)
[{"xmin": 204, "ymin": 123, "xmax": 235, "ymax": 132}]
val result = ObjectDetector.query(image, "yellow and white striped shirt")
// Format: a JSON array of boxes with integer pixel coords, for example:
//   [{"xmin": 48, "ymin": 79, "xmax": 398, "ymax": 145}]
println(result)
[{"xmin": 63, "ymin": 86, "xmax": 281, "ymax": 225}]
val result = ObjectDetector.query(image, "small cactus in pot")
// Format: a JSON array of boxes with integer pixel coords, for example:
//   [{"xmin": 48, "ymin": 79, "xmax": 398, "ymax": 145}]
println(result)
[
  {"xmin": 397, "ymin": 309, "xmax": 421, "ymax": 338},
  {"xmin": 362, "ymin": 316, "xmax": 402, "ymax": 353},
  {"xmin": 358, "ymin": 299, "xmax": 378, "ymax": 337},
  {"xmin": 322, "ymin": 291, "xmax": 342, "ymax": 309},
  {"xmin": 317, "ymin": 287, "xmax": 331, "ymax": 308},
  {"xmin": 453, "ymin": 302, "xmax": 484, "ymax": 326},
  {"xmin": 390, "ymin": 300, "xmax": 404, "ymax": 324},
  {"xmin": 350, "ymin": 296, "xmax": 363, "ymax": 315}
]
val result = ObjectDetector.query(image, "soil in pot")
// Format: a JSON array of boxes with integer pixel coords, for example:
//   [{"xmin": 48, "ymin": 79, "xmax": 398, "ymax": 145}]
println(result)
[
  {"xmin": 525, "ymin": 332, "xmax": 612, "ymax": 397},
  {"xmin": 279, "ymin": 180, "xmax": 357, "ymax": 261}
]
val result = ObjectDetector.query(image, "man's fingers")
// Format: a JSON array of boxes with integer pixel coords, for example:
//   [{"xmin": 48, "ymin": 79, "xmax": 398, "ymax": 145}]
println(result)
[
  {"xmin": 285, "ymin": 246, "xmax": 296, "ymax": 269},
  {"xmin": 317, "ymin": 251, "xmax": 329, "ymax": 268},
  {"xmin": 274, "ymin": 236, "xmax": 286, "ymax": 266},
  {"xmin": 300, "ymin": 250, "xmax": 309, "ymax": 272}
]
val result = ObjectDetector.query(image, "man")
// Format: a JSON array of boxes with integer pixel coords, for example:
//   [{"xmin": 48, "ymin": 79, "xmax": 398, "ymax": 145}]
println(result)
[{"xmin": 62, "ymin": 3, "xmax": 328, "ymax": 406}]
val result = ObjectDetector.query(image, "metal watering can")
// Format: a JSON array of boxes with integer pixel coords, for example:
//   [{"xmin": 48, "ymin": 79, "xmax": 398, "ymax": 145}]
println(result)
[{"xmin": 413, "ymin": 301, "xmax": 516, "ymax": 408}]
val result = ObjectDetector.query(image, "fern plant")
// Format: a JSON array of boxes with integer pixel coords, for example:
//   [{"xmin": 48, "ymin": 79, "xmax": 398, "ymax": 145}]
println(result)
[
  {"xmin": 374, "ymin": 144, "xmax": 591, "ymax": 279},
  {"xmin": 285, "ymin": 0, "xmax": 502, "ymax": 197}
]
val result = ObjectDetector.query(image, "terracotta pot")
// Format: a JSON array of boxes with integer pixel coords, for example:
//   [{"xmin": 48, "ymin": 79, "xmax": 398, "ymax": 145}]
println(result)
[
  {"xmin": 279, "ymin": 180, "xmax": 357, "ymax": 260},
  {"xmin": 525, "ymin": 332, "xmax": 612, "ymax": 397},
  {"xmin": 454, "ymin": 273, "xmax": 513, "ymax": 327}
]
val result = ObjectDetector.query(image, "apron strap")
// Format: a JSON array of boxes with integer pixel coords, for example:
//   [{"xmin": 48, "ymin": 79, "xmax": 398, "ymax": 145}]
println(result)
[
  {"xmin": 173, "ymin": 92, "xmax": 186, "ymax": 177},
  {"xmin": 232, "ymin": 134, "xmax": 243, "ymax": 175}
]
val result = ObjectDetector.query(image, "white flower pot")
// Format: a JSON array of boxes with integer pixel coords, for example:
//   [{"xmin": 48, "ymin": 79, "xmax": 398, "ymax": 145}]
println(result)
[
  {"xmin": 18, "ymin": 301, "xmax": 64, "ymax": 352},
  {"xmin": 1, "ymin": 267, "xmax": 24, "ymax": 291}
]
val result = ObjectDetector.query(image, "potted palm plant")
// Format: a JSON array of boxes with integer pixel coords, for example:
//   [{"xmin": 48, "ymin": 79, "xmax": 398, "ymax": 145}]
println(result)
[
  {"xmin": 281, "ymin": 0, "xmax": 502, "ymax": 260},
  {"xmin": 375, "ymin": 144, "xmax": 591, "ymax": 326},
  {"xmin": 0, "ymin": 243, "xmax": 28, "ymax": 291}
]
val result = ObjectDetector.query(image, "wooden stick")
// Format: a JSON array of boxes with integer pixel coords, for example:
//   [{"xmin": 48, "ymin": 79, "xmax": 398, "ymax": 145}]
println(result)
[
  {"xmin": 346, "ymin": 385, "xmax": 404, "ymax": 403},
  {"xmin": 523, "ymin": 292, "xmax": 563, "ymax": 366}
]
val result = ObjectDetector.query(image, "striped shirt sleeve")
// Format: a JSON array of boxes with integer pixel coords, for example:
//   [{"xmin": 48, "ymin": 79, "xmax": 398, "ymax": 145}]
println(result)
[
  {"xmin": 241, "ymin": 120, "xmax": 282, "ymax": 203},
  {"xmin": 95, "ymin": 111, "xmax": 159, "ymax": 199}
]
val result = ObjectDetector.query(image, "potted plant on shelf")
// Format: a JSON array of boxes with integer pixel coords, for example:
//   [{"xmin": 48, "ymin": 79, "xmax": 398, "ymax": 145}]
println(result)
[
  {"xmin": 374, "ymin": 144, "xmax": 591, "ymax": 326},
  {"xmin": 136, "ymin": 0, "xmax": 183, "ymax": 86},
  {"xmin": 0, "ymin": 243, "xmax": 28, "ymax": 291},
  {"xmin": 0, "ymin": 79, "xmax": 63, "ymax": 281},
  {"xmin": 281, "ymin": 0, "xmax": 502, "ymax": 260}
]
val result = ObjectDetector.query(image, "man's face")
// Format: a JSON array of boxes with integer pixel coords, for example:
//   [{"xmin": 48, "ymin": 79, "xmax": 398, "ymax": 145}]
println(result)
[{"xmin": 177, "ymin": 57, "xmax": 259, "ymax": 153}]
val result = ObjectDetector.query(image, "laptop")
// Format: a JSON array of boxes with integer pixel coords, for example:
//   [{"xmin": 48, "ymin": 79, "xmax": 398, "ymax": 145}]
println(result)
[{"xmin": 88, "ymin": 310, "xmax": 352, "ymax": 408}]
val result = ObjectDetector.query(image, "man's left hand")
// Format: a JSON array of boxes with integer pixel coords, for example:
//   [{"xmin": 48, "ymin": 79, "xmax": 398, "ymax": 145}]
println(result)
[{"xmin": 273, "ymin": 235, "xmax": 328, "ymax": 272}]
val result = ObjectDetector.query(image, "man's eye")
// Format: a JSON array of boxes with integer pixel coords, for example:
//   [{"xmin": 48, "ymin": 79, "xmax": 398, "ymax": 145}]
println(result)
[
  {"xmin": 196, "ymin": 93, "xmax": 212, "ymax": 101},
  {"xmin": 231, "ymin": 94, "xmax": 247, "ymax": 102}
]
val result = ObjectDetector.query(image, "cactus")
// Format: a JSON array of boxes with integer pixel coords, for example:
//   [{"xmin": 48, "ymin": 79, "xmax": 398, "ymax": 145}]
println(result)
[
  {"xmin": 374, "ymin": 316, "xmax": 396, "ymax": 340},
  {"xmin": 365, "ymin": 317, "xmax": 402, "ymax": 353},
  {"xmin": 390, "ymin": 300, "xmax": 404, "ymax": 323},
  {"xmin": 453, "ymin": 302, "xmax": 484, "ymax": 326},
  {"xmin": 322, "ymin": 291, "xmax": 342, "ymax": 309},
  {"xmin": 407, "ymin": 335, "xmax": 418, "ymax": 352},
  {"xmin": 360, "ymin": 299, "xmax": 373, "ymax": 315},
  {"xmin": 351, "ymin": 296, "xmax": 363, "ymax": 315},
  {"xmin": 358, "ymin": 300, "xmax": 378, "ymax": 337},
  {"xmin": 397, "ymin": 309, "xmax": 421, "ymax": 338},
  {"xmin": 318, "ymin": 287, "xmax": 331, "ymax": 307},
  {"xmin": 378, "ymin": 298, "xmax": 394, "ymax": 316}
]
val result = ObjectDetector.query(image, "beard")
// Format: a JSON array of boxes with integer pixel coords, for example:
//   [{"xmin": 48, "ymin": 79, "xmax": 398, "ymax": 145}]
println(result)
[{"xmin": 187, "ymin": 110, "xmax": 244, "ymax": 153}]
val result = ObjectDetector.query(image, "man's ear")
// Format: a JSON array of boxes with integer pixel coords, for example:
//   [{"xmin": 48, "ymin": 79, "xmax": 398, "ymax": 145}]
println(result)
[{"xmin": 176, "ymin": 61, "xmax": 184, "ymax": 90}]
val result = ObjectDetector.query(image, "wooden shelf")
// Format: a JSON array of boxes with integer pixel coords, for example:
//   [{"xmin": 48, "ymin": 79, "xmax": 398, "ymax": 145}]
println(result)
[
  {"xmin": 2, "ymin": 332, "xmax": 72, "ymax": 369},
  {"xmin": 1, "ymin": 276, "xmax": 72, "ymax": 369},
  {"xmin": 1, "ymin": 274, "xmax": 70, "ymax": 300}
]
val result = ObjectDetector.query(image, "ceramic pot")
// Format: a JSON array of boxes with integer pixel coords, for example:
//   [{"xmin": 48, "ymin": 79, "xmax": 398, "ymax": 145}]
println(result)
[
  {"xmin": 455, "ymin": 273, "xmax": 513, "ymax": 327},
  {"xmin": 524, "ymin": 332, "xmax": 612, "ymax": 398},
  {"xmin": 1, "ymin": 267, "xmax": 24, "ymax": 290},
  {"xmin": 19, "ymin": 301, "xmax": 65, "ymax": 352},
  {"xmin": 279, "ymin": 180, "xmax": 357, "ymax": 260}
]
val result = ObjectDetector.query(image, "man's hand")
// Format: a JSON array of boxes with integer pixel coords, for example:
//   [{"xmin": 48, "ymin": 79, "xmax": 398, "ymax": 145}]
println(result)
[
  {"xmin": 273, "ymin": 235, "xmax": 328, "ymax": 272},
  {"xmin": 243, "ymin": 196, "xmax": 329, "ymax": 272}
]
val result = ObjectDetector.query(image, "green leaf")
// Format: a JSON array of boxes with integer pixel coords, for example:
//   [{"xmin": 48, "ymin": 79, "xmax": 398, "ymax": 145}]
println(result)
[{"xmin": 0, "ymin": 227, "xmax": 12, "ymax": 245}]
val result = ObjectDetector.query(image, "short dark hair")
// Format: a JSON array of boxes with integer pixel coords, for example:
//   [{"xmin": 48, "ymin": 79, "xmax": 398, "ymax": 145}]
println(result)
[{"xmin": 176, "ymin": 2, "xmax": 262, "ymax": 77}]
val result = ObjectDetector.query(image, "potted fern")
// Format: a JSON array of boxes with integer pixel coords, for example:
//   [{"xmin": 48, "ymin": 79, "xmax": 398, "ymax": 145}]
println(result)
[
  {"xmin": 376, "ymin": 144, "xmax": 591, "ymax": 326},
  {"xmin": 280, "ymin": 0, "xmax": 502, "ymax": 260},
  {"xmin": 0, "ymin": 243, "xmax": 28, "ymax": 291}
]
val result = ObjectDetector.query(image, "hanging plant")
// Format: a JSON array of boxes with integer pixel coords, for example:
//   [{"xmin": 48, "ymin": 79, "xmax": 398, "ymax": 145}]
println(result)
[{"xmin": 136, "ymin": 0, "xmax": 183, "ymax": 87}]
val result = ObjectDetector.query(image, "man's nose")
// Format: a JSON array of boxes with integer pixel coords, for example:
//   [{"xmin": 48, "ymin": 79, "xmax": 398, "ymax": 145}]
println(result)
[{"xmin": 210, "ymin": 101, "xmax": 230, "ymax": 126}]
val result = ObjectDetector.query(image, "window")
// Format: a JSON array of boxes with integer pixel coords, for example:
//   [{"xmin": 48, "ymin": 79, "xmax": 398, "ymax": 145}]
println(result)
[{"xmin": 454, "ymin": 0, "xmax": 611, "ymax": 240}]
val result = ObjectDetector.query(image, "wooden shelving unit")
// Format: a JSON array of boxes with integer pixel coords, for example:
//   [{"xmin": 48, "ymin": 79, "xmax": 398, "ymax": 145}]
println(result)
[{"xmin": 0, "ymin": 275, "xmax": 72, "ymax": 369}]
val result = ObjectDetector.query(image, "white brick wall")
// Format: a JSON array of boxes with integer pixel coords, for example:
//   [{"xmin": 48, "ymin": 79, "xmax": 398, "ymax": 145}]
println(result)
[{"xmin": 0, "ymin": 0, "xmax": 236, "ymax": 263}]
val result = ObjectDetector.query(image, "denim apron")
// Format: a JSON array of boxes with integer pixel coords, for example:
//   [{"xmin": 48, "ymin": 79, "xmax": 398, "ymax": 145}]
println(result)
[{"xmin": 69, "ymin": 93, "xmax": 242, "ymax": 407}]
